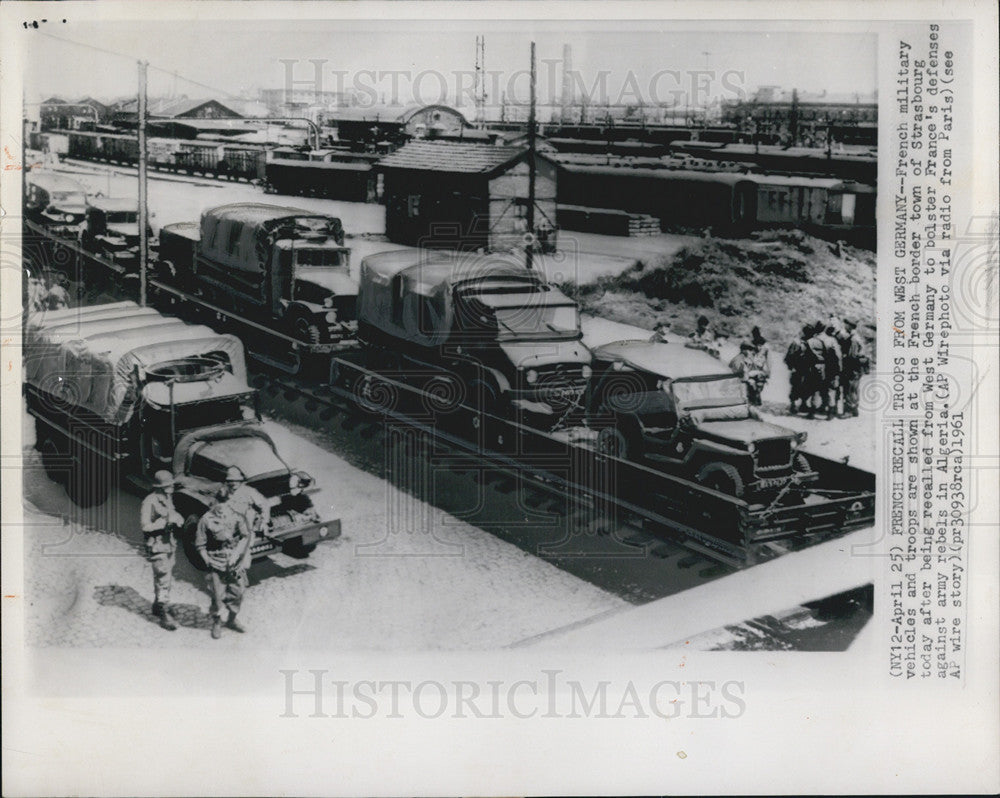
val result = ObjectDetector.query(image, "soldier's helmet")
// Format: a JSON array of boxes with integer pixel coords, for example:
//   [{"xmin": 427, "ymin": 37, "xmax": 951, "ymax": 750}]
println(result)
[{"xmin": 153, "ymin": 470, "xmax": 175, "ymax": 490}]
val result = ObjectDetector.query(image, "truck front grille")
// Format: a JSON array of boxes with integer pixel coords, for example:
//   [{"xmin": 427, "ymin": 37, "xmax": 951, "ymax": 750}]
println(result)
[{"xmin": 532, "ymin": 365, "xmax": 589, "ymax": 410}]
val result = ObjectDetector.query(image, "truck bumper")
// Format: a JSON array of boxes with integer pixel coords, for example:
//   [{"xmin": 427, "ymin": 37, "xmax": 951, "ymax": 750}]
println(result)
[{"xmin": 254, "ymin": 518, "xmax": 341, "ymax": 557}]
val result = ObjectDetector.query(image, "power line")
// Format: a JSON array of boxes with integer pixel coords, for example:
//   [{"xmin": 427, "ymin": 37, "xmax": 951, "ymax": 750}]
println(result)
[{"xmin": 33, "ymin": 30, "xmax": 245, "ymax": 101}]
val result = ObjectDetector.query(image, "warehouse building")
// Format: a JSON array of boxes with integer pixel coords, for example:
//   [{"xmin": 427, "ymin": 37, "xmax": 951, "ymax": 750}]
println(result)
[{"xmin": 377, "ymin": 141, "xmax": 558, "ymax": 252}]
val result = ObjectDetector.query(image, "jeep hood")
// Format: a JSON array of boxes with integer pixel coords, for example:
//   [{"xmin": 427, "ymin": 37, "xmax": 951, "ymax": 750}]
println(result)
[
  {"xmin": 693, "ymin": 418, "xmax": 793, "ymax": 444},
  {"xmin": 498, "ymin": 340, "xmax": 592, "ymax": 369}
]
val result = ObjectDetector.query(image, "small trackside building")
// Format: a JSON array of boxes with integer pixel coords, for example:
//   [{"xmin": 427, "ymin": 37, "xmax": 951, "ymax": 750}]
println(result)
[{"xmin": 376, "ymin": 141, "xmax": 558, "ymax": 252}]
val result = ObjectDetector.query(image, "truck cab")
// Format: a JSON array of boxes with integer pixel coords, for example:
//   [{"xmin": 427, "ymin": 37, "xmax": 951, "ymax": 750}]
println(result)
[
  {"xmin": 158, "ymin": 203, "xmax": 357, "ymax": 345},
  {"xmin": 24, "ymin": 172, "xmax": 88, "ymax": 233},
  {"xmin": 591, "ymin": 340, "xmax": 816, "ymax": 497},
  {"xmin": 80, "ymin": 197, "xmax": 156, "ymax": 269},
  {"xmin": 357, "ymin": 251, "xmax": 593, "ymax": 421},
  {"xmin": 24, "ymin": 302, "xmax": 338, "ymax": 561}
]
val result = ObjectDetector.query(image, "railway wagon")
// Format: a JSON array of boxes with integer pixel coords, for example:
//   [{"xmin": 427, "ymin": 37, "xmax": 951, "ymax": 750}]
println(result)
[
  {"xmin": 220, "ymin": 144, "xmax": 267, "ymax": 181},
  {"xmin": 174, "ymin": 141, "xmax": 225, "ymax": 176},
  {"xmin": 264, "ymin": 152, "xmax": 377, "ymax": 202}
]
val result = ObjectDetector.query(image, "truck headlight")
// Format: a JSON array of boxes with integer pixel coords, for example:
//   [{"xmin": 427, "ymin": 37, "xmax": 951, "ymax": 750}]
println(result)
[
  {"xmin": 525, "ymin": 369, "xmax": 538, "ymax": 384},
  {"xmin": 790, "ymin": 437, "xmax": 799, "ymax": 450},
  {"xmin": 323, "ymin": 296, "xmax": 334, "ymax": 308},
  {"xmin": 748, "ymin": 441, "xmax": 757, "ymax": 454},
  {"xmin": 325, "ymin": 311, "xmax": 338, "ymax": 323},
  {"xmin": 581, "ymin": 365, "xmax": 592, "ymax": 379}
]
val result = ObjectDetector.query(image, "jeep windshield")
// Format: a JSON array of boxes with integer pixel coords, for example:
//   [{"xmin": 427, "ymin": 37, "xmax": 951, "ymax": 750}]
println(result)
[
  {"xmin": 671, "ymin": 375, "xmax": 747, "ymax": 410},
  {"xmin": 294, "ymin": 248, "xmax": 348, "ymax": 268}
]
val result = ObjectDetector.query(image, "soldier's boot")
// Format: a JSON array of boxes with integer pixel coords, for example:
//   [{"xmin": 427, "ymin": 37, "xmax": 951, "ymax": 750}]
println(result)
[
  {"xmin": 226, "ymin": 613, "xmax": 246, "ymax": 633},
  {"xmin": 160, "ymin": 608, "xmax": 178, "ymax": 631},
  {"xmin": 211, "ymin": 618, "xmax": 223, "ymax": 639}
]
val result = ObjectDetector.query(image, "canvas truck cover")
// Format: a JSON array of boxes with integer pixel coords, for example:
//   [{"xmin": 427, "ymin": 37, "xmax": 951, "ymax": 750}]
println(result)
[
  {"xmin": 24, "ymin": 302, "xmax": 247, "ymax": 425},
  {"xmin": 198, "ymin": 203, "xmax": 345, "ymax": 274},
  {"xmin": 358, "ymin": 250, "xmax": 543, "ymax": 348}
]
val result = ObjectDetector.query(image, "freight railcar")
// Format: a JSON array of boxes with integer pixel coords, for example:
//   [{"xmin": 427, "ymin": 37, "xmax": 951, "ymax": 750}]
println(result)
[{"xmin": 264, "ymin": 149, "xmax": 378, "ymax": 202}]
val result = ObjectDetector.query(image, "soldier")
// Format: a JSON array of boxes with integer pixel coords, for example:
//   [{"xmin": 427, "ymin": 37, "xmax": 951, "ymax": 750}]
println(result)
[
  {"xmin": 140, "ymin": 470, "xmax": 184, "ymax": 631},
  {"xmin": 195, "ymin": 500, "xmax": 252, "ymax": 639},
  {"xmin": 803, "ymin": 323, "xmax": 828, "ymax": 419},
  {"xmin": 729, "ymin": 342, "xmax": 767, "ymax": 406},
  {"xmin": 42, "ymin": 277, "xmax": 70, "ymax": 311},
  {"xmin": 784, "ymin": 325, "xmax": 811, "ymax": 414},
  {"xmin": 218, "ymin": 466, "xmax": 270, "ymax": 544},
  {"xmin": 649, "ymin": 321, "xmax": 670, "ymax": 343},
  {"xmin": 749, "ymin": 326, "xmax": 771, "ymax": 402},
  {"xmin": 840, "ymin": 318, "xmax": 870, "ymax": 417},
  {"xmin": 817, "ymin": 323, "xmax": 844, "ymax": 420},
  {"xmin": 688, "ymin": 315, "xmax": 720, "ymax": 358}
]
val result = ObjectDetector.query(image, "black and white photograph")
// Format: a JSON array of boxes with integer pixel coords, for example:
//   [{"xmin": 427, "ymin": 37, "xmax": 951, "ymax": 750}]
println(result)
[{"xmin": 2, "ymin": 2, "xmax": 997, "ymax": 795}]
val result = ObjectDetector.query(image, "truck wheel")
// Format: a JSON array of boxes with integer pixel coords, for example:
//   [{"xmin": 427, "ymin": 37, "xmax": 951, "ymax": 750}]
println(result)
[
  {"xmin": 181, "ymin": 514, "xmax": 209, "ymax": 572},
  {"xmin": 291, "ymin": 314, "xmax": 322, "ymax": 344},
  {"xmin": 696, "ymin": 462, "xmax": 745, "ymax": 498},
  {"xmin": 38, "ymin": 432, "xmax": 68, "ymax": 486}
]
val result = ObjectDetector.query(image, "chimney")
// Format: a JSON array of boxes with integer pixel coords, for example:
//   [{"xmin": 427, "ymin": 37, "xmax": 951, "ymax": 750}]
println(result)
[{"xmin": 561, "ymin": 44, "xmax": 573, "ymax": 124}]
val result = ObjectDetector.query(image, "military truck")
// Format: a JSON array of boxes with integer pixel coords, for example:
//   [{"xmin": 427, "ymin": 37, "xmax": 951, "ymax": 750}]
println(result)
[
  {"xmin": 155, "ymin": 203, "xmax": 357, "ymax": 345},
  {"xmin": 590, "ymin": 339, "xmax": 816, "ymax": 498},
  {"xmin": 79, "ymin": 197, "xmax": 156, "ymax": 269},
  {"xmin": 24, "ymin": 172, "xmax": 88, "ymax": 234},
  {"xmin": 357, "ymin": 250, "xmax": 592, "ymax": 421},
  {"xmin": 24, "ymin": 301, "xmax": 338, "ymax": 561}
]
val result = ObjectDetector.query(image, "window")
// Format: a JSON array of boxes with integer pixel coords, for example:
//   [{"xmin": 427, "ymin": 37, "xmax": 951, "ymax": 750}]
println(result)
[
  {"xmin": 227, "ymin": 223, "xmax": 241, "ymax": 255},
  {"xmin": 407, "ymin": 194, "xmax": 421, "ymax": 218}
]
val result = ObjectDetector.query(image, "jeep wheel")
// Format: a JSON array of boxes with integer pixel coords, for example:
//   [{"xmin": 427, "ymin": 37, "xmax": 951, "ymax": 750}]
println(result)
[
  {"xmin": 597, "ymin": 427, "xmax": 631, "ymax": 460},
  {"xmin": 793, "ymin": 453, "xmax": 812, "ymax": 474},
  {"xmin": 282, "ymin": 538, "xmax": 317, "ymax": 559},
  {"xmin": 696, "ymin": 461, "xmax": 745, "ymax": 498}
]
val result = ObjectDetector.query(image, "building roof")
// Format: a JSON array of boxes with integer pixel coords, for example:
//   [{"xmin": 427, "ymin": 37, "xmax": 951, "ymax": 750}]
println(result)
[
  {"xmin": 117, "ymin": 97, "xmax": 242, "ymax": 118},
  {"xmin": 377, "ymin": 141, "xmax": 526, "ymax": 175}
]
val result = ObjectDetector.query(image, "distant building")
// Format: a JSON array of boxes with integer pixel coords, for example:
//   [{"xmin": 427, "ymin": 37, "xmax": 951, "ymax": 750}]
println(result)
[
  {"xmin": 721, "ymin": 88, "xmax": 878, "ymax": 146},
  {"xmin": 113, "ymin": 96, "xmax": 243, "ymax": 125},
  {"xmin": 327, "ymin": 104, "xmax": 472, "ymax": 149},
  {"xmin": 377, "ymin": 140, "xmax": 558, "ymax": 252},
  {"xmin": 40, "ymin": 97, "xmax": 112, "ymax": 130}
]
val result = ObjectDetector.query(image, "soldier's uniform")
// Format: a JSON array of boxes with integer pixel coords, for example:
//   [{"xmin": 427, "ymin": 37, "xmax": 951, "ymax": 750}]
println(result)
[
  {"xmin": 784, "ymin": 327, "xmax": 811, "ymax": 414},
  {"xmin": 140, "ymin": 471, "xmax": 184, "ymax": 630},
  {"xmin": 818, "ymin": 326, "xmax": 843, "ymax": 419},
  {"xmin": 195, "ymin": 501, "xmax": 251, "ymax": 639},
  {"xmin": 219, "ymin": 466, "xmax": 270, "ymax": 554},
  {"xmin": 802, "ymin": 326, "xmax": 828, "ymax": 418},
  {"xmin": 729, "ymin": 344, "xmax": 767, "ymax": 406},
  {"xmin": 840, "ymin": 320, "xmax": 869, "ymax": 416}
]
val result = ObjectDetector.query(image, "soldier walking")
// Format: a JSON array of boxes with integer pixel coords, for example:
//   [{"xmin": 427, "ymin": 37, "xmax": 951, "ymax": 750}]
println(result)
[
  {"xmin": 840, "ymin": 319, "xmax": 869, "ymax": 417},
  {"xmin": 140, "ymin": 470, "xmax": 184, "ymax": 631},
  {"xmin": 195, "ymin": 500, "xmax": 252, "ymax": 639}
]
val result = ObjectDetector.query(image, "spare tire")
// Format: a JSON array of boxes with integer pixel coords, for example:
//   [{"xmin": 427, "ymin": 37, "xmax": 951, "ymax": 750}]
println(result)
[{"xmin": 696, "ymin": 461, "xmax": 745, "ymax": 498}]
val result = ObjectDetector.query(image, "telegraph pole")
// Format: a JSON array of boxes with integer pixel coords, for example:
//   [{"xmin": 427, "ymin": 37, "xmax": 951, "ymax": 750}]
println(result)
[
  {"xmin": 525, "ymin": 41, "xmax": 537, "ymax": 271},
  {"xmin": 138, "ymin": 60, "xmax": 149, "ymax": 306}
]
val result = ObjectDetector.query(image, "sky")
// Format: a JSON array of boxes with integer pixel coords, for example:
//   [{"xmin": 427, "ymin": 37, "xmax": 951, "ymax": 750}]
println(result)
[{"xmin": 20, "ymin": 20, "xmax": 877, "ymax": 112}]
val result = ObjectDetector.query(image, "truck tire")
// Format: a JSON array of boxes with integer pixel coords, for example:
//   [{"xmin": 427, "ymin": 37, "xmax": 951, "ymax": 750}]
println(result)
[
  {"xmin": 696, "ymin": 461, "xmax": 745, "ymax": 498},
  {"xmin": 290, "ymin": 313, "xmax": 321, "ymax": 345},
  {"xmin": 282, "ymin": 538, "xmax": 317, "ymax": 559},
  {"xmin": 38, "ymin": 431, "xmax": 68, "ymax": 486},
  {"xmin": 181, "ymin": 514, "xmax": 209, "ymax": 572}
]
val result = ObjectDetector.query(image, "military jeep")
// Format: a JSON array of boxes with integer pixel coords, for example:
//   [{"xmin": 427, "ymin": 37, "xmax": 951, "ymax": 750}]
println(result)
[
  {"xmin": 590, "ymin": 340, "xmax": 816, "ymax": 498},
  {"xmin": 80, "ymin": 197, "xmax": 156, "ymax": 269}
]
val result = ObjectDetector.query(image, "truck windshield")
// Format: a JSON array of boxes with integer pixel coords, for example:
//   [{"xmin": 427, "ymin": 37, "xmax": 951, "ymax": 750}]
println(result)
[
  {"xmin": 106, "ymin": 211, "xmax": 138, "ymax": 224},
  {"xmin": 671, "ymin": 376, "xmax": 747, "ymax": 409},
  {"xmin": 492, "ymin": 304, "xmax": 580, "ymax": 341},
  {"xmin": 172, "ymin": 394, "xmax": 257, "ymax": 432},
  {"xmin": 295, "ymin": 248, "xmax": 346, "ymax": 267}
]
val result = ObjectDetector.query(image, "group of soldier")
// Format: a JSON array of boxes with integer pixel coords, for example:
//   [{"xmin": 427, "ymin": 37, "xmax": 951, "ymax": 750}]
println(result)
[
  {"xmin": 24, "ymin": 270, "xmax": 70, "ymax": 314},
  {"xmin": 653, "ymin": 313, "xmax": 869, "ymax": 418},
  {"xmin": 139, "ymin": 465, "xmax": 269, "ymax": 638},
  {"xmin": 784, "ymin": 317, "xmax": 870, "ymax": 419}
]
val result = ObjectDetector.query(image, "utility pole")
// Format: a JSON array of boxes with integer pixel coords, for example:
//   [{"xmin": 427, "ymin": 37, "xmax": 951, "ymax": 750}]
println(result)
[
  {"xmin": 138, "ymin": 59, "xmax": 149, "ymax": 307},
  {"xmin": 525, "ymin": 41, "xmax": 536, "ymax": 271}
]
